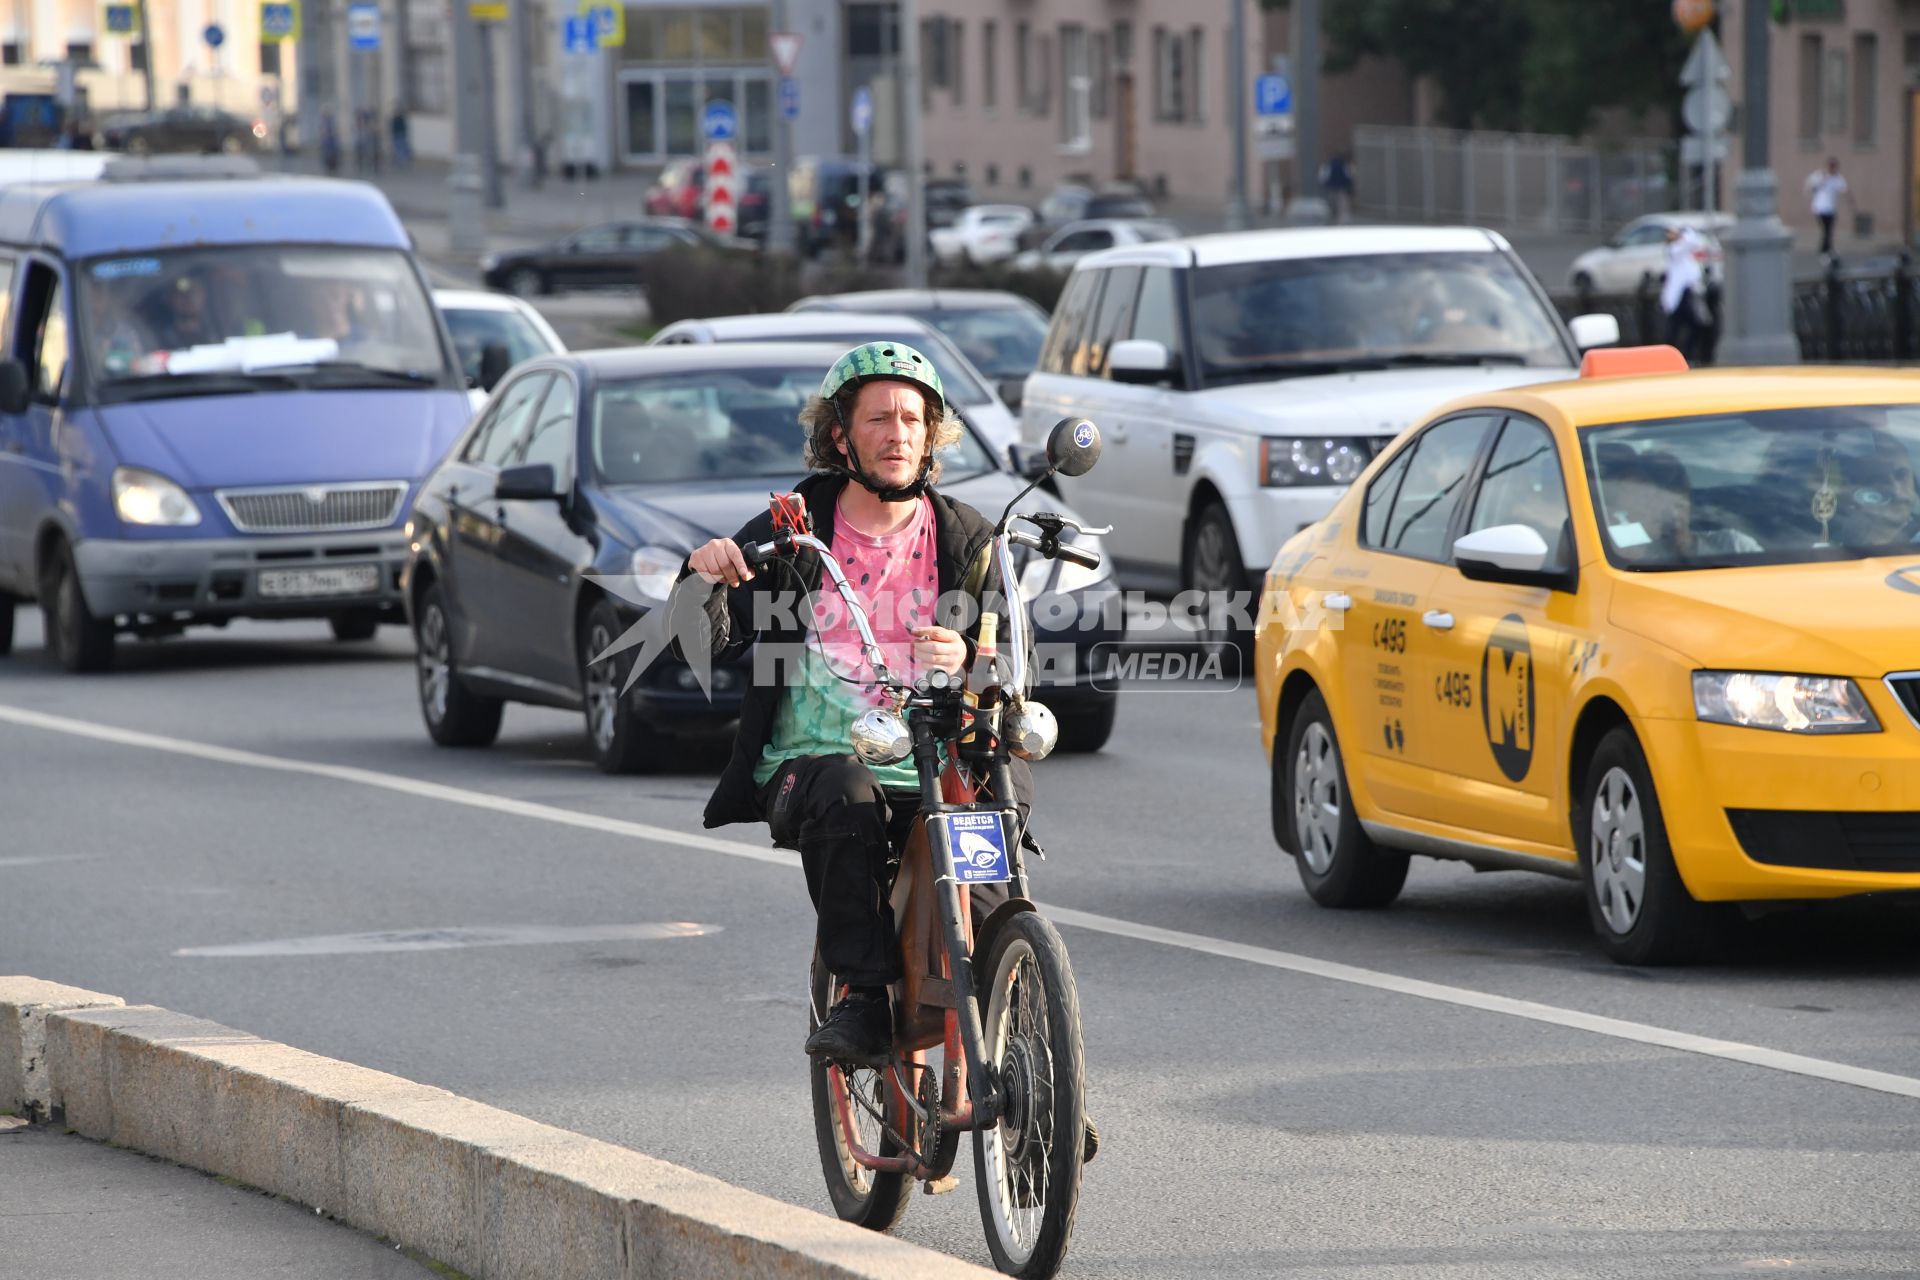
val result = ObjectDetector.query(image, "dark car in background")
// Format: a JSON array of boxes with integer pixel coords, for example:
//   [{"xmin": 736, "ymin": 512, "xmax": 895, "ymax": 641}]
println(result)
[
  {"xmin": 925, "ymin": 177, "xmax": 975, "ymax": 229},
  {"xmin": 790, "ymin": 155, "xmax": 892, "ymax": 257},
  {"xmin": 479, "ymin": 218, "xmax": 747, "ymax": 296},
  {"xmin": 95, "ymin": 105, "xmax": 263, "ymax": 155},
  {"xmin": 402, "ymin": 343, "xmax": 1120, "ymax": 770},
  {"xmin": 786, "ymin": 288, "xmax": 1051, "ymax": 409}
]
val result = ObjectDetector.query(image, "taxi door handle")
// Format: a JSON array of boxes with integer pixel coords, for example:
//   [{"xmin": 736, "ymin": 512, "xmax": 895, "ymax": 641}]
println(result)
[
  {"xmin": 1422, "ymin": 610, "xmax": 1455, "ymax": 631},
  {"xmin": 1322, "ymin": 591, "xmax": 1353, "ymax": 613},
  {"xmin": 1109, "ymin": 421, "xmax": 1129, "ymax": 443}
]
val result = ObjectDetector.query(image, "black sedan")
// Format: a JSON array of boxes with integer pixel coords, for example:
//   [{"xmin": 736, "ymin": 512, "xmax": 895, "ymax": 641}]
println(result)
[
  {"xmin": 401, "ymin": 343, "xmax": 1121, "ymax": 773},
  {"xmin": 96, "ymin": 105, "xmax": 262, "ymax": 155},
  {"xmin": 478, "ymin": 219, "xmax": 748, "ymax": 297}
]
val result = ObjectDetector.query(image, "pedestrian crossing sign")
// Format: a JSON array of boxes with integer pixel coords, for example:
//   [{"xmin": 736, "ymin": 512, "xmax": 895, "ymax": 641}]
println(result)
[
  {"xmin": 578, "ymin": 1, "xmax": 623, "ymax": 48},
  {"xmin": 259, "ymin": 0, "xmax": 298, "ymax": 41},
  {"xmin": 103, "ymin": 3, "xmax": 139, "ymax": 35}
]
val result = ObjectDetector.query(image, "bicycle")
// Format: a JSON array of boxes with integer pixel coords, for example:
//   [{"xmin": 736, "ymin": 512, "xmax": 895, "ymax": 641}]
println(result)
[{"xmin": 742, "ymin": 417, "xmax": 1106, "ymax": 1279}]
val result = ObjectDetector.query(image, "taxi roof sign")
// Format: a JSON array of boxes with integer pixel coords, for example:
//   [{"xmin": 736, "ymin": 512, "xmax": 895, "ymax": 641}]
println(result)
[{"xmin": 1579, "ymin": 344, "xmax": 1689, "ymax": 379}]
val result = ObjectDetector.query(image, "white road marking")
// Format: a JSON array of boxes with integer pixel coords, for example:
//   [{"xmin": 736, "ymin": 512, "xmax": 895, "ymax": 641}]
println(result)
[
  {"xmin": 6, "ymin": 701, "xmax": 1919, "ymax": 1103},
  {"xmin": 176, "ymin": 921, "xmax": 717, "ymax": 957}
]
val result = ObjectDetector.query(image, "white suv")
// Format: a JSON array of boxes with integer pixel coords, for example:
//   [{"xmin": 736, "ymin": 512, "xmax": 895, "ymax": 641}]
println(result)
[{"xmin": 1019, "ymin": 226, "xmax": 1618, "ymax": 599}]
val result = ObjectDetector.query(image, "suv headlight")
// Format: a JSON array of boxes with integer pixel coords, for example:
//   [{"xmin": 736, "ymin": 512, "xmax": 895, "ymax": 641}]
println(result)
[
  {"xmin": 113, "ymin": 467, "xmax": 201, "ymax": 526},
  {"xmin": 630, "ymin": 545, "xmax": 685, "ymax": 604},
  {"xmin": 1261, "ymin": 437, "xmax": 1370, "ymax": 487},
  {"xmin": 1692, "ymin": 671, "xmax": 1880, "ymax": 735}
]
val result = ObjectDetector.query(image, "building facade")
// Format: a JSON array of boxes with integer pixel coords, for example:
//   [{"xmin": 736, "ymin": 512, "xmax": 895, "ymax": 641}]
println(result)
[{"xmin": 2, "ymin": 0, "xmax": 280, "ymax": 119}]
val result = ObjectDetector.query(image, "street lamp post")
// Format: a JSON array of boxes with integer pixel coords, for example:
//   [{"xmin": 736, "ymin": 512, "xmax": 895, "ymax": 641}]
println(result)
[
  {"xmin": 1284, "ymin": 0, "xmax": 1328, "ymax": 225},
  {"xmin": 1225, "ymin": 0, "xmax": 1248, "ymax": 231},
  {"xmin": 1718, "ymin": 0, "xmax": 1799, "ymax": 365},
  {"xmin": 767, "ymin": 0, "xmax": 797, "ymax": 257}
]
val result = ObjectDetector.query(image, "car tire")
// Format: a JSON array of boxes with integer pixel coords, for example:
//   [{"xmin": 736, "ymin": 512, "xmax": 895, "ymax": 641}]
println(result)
[
  {"xmin": 1055, "ymin": 698, "xmax": 1116, "ymax": 754},
  {"xmin": 580, "ymin": 597, "xmax": 674, "ymax": 775},
  {"xmin": 1283, "ymin": 688, "xmax": 1409, "ymax": 908},
  {"xmin": 0, "ymin": 590, "xmax": 16, "ymax": 657},
  {"xmin": 1183, "ymin": 501, "xmax": 1253, "ymax": 659},
  {"xmin": 41, "ymin": 540, "xmax": 116, "ymax": 674},
  {"xmin": 506, "ymin": 268, "xmax": 547, "ymax": 298},
  {"xmin": 1578, "ymin": 726, "xmax": 1726, "ymax": 966},
  {"xmin": 413, "ymin": 581, "xmax": 504, "ymax": 748},
  {"xmin": 329, "ymin": 610, "xmax": 381, "ymax": 642}
]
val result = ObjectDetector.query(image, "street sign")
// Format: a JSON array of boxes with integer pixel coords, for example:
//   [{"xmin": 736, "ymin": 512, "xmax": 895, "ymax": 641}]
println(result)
[
  {"xmin": 850, "ymin": 85, "xmax": 872, "ymax": 137},
  {"xmin": 563, "ymin": 13, "xmax": 596, "ymax": 54},
  {"xmin": 1679, "ymin": 28, "xmax": 1730, "ymax": 86},
  {"xmin": 770, "ymin": 31, "xmax": 803, "ymax": 77},
  {"xmin": 702, "ymin": 99, "xmax": 737, "ymax": 142},
  {"xmin": 1680, "ymin": 135, "xmax": 1729, "ymax": 165},
  {"xmin": 1256, "ymin": 114, "xmax": 1295, "ymax": 161},
  {"xmin": 579, "ymin": 1, "xmax": 622, "ymax": 49},
  {"xmin": 779, "ymin": 76, "xmax": 800, "ymax": 121},
  {"xmin": 259, "ymin": 0, "xmax": 297, "ymax": 42},
  {"xmin": 1254, "ymin": 73, "xmax": 1292, "ymax": 117},
  {"xmin": 704, "ymin": 139, "xmax": 739, "ymax": 235},
  {"xmin": 346, "ymin": 4, "xmax": 378, "ymax": 49},
  {"xmin": 204, "ymin": 22, "xmax": 225, "ymax": 48},
  {"xmin": 1682, "ymin": 83, "xmax": 1733, "ymax": 134},
  {"xmin": 469, "ymin": 1, "xmax": 508, "ymax": 23},
  {"xmin": 103, "ymin": 4, "xmax": 138, "ymax": 36}
]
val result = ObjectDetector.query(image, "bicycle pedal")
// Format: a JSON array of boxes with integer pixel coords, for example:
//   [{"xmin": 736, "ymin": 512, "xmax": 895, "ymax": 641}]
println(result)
[{"xmin": 923, "ymin": 1175, "xmax": 961, "ymax": 1196}]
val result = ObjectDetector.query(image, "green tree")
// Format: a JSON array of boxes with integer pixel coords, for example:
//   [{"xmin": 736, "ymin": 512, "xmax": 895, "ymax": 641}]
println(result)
[{"xmin": 1265, "ymin": 0, "xmax": 1688, "ymax": 136}]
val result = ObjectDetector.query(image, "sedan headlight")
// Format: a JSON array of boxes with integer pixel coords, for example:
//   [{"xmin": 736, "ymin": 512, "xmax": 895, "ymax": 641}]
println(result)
[
  {"xmin": 1692, "ymin": 671, "xmax": 1880, "ymax": 735},
  {"xmin": 1261, "ymin": 437, "xmax": 1370, "ymax": 487},
  {"xmin": 112, "ymin": 466, "xmax": 201, "ymax": 526},
  {"xmin": 629, "ymin": 545, "xmax": 685, "ymax": 604}
]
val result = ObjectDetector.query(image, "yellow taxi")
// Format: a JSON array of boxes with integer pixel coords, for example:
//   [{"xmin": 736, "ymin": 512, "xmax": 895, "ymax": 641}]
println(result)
[{"xmin": 1255, "ymin": 348, "xmax": 1920, "ymax": 964}]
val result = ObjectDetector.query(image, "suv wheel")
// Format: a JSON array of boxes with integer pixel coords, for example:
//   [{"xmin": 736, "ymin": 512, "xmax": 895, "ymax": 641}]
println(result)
[{"xmin": 1183, "ymin": 501, "xmax": 1253, "ymax": 658}]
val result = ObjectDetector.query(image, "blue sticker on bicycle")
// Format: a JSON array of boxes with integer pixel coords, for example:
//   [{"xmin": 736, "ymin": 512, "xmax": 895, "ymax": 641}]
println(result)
[{"xmin": 937, "ymin": 811, "xmax": 1013, "ymax": 884}]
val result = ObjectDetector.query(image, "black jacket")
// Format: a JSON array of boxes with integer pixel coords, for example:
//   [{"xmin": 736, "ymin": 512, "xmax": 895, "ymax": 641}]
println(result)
[{"xmin": 689, "ymin": 472, "xmax": 1009, "ymax": 828}]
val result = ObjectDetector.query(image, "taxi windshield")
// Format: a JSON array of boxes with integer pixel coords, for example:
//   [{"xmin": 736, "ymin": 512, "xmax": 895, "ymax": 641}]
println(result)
[
  {"xmin": 1190, "ymin": 251, "xmax": 1572, "ymax": 387},
  {"xmin": 1583, "ymin": 405, "xmax": 1920, "ymax": 570},
  {"xmin": 591, "ymin": 366, "xmax": 994, "ymax": 485},
  {"xmin": 79, "ymin": 247, "xmax": 450, "ymax": 398}
]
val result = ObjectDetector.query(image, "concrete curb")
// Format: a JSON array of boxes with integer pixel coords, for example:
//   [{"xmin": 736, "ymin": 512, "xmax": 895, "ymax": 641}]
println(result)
[{"xmin": 2, "ymin": 977, "xmax": 993, "ymax": 1280}]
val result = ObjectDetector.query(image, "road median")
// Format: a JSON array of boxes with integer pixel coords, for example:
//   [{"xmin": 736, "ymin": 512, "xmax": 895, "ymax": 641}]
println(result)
[{"xmin": 2, "ymin": 976, "xmax": 993, "ymax": 1280}]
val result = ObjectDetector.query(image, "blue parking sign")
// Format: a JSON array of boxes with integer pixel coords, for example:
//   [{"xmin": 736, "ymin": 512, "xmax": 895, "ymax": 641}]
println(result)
[
  {"xmin": 702, "ymin": 99, "xmax": 737, "ymax": 142},
  {"xmin": 778, "ymin": 76, "xmax": 799, "ymax": 121},
  {"xmin": 104, "ymin": 4, "xmax": 137, "ymax": 34},
  {"xmin": 1255, "ymin": 73, "xmax": 1291, "ymax": 116}
]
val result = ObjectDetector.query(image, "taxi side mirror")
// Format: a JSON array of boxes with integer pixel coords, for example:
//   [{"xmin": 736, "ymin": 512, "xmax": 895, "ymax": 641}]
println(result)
[{"xmin": 1454, "ymin": 524, "xmax": 1578, "ymax": 593}]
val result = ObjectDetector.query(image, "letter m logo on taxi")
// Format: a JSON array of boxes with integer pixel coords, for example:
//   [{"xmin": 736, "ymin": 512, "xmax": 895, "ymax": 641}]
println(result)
[{"xmin": 1480, "ymin": 613, "xmax": 1535, "ymax": 783}]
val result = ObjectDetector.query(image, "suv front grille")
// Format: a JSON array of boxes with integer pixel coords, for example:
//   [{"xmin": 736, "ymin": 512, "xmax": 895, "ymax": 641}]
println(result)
[{"xmin": 217, "ymin": 483, "xmax": 408, "ymax": 533}]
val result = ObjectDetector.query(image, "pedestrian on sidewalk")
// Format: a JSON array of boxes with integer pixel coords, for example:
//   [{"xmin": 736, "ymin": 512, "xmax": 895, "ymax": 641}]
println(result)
[
  {"xmin": 389, "ymin": 109, "xmax": 411, "ymax": 171},
  {"xmin": 319, "ymin": 107, "xmax": 341, "ymax": 176},
  {"xmin": 1804, "ymin": 156, "xmax": 1853, "ymax": 257},
  {"xmin": 1660, "ymin": 223, "xmax": 1710, "ymax": 365},
  {"xmin": 1320, "ymin": 150, "xmax": 1356, "ymax": 223}
]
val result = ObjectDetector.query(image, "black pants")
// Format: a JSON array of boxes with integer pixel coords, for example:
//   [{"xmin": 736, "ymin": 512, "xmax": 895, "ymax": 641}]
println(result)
[
  {"xmin": 1818, "ymin": 212, "xmax": 1836, "ymax": 255},
  {"xmin": 1664, "ymin": 291, "xmax": 1704, "ymax": 365},
  {"xmin": 759, "ymin": 753, "xmax": 1034, "ymax": 988}
]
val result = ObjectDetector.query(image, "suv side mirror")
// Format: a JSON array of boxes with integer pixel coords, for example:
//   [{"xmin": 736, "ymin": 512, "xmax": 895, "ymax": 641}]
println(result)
[
  {"xmin": 1108, "ymin": 338, "xmax": 1173, "ymax": 385},
  {"xmin": 1008, "ymin": 443, "xmax": 1051, "ymax": 480},
  {"xmin": 478, "ymin": 342, "xmax": 513, "ymax": 392},
  {"xmin": 1453, "ymin": 524, "xmax": 1576, "ymax": 592},
  {"xmin": 997, "ymin": 377, "xmax": 1026, "ymax": 411},
  {"xmin": 1570, "ymin": 314, "xmax": 1621, "ymax": 351},
  {"xmin": 495, "ymin": 462, "xmax": 563, "ymax": 502},
  {"xmin": 0, "ymin": 360, "xmax": 28, "ymax": 416}
]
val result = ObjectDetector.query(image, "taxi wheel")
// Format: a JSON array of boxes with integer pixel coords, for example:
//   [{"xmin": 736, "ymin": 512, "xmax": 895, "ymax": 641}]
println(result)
[
  {"xmin": 1284, "ymin": 689, "xmax": 1409, "ymax": 909},
  {"xmin": 414, "ymin": 582, "xmax": 504, "ymax": 748},
  {"xmin": 1579, "ymin": 728, "xmax": 1724, "ymax": 965}
]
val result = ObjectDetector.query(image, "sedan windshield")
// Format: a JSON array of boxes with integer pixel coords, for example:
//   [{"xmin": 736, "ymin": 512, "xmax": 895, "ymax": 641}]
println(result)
[
  {"xmin": 912, "ymin": 307, "xmax": 1048, "ymax": 381},
  {"xmin": 443, "ymin": 306, "xmax": 556, "ymax": 385},
  {"xmin": 592, "ymin": 365, "xmax": 995, "ymax": 485},
  {"xmin": 1190, "ymin": 251, "xmax": 1571, "ymax": 388},
  {"xmin": 80, "ymin": 246, "xmax": 449, "ymax": 398},
  {"xmin": 1583, "ymin": 405, "xmax": 1920, "ymax": 569}
]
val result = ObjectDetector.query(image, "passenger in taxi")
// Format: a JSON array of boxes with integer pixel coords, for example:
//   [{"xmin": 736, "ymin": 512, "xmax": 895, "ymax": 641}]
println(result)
[{"xmin": 1595, "ymin": 445, "xmax": 1763, "ymax": 563}]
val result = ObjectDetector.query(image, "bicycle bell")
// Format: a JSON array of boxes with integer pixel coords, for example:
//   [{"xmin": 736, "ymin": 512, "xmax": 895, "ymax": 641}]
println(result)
[{"xmin": 851, "ymin": 707, "xmax": 912, "ymax": 766}]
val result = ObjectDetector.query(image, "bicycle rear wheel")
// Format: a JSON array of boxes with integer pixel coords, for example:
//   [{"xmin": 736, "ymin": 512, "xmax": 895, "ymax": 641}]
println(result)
[
  {"xmin": 809, "ymin": 955, "xmax": 915, "ymax": 1230},
  {"xmin": 972, "ymin": 913, "xmax": 1085, "ymax": 1278}
]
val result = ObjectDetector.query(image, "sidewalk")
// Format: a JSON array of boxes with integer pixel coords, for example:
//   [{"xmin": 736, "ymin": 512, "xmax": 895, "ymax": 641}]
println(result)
[{"xmin": 0, "ymin": 1119, "xmax": 437, "ymax": 1280}]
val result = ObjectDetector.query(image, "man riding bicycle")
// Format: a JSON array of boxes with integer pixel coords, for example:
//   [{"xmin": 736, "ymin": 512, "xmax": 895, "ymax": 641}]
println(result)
[{"xmin": 682, "ymin": 341, "xmax": 1031, "ymax": 1064}]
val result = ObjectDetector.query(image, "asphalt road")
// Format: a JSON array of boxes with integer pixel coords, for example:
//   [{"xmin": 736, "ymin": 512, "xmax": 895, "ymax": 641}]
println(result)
[{"xmin": 4, "ymin": 610, "xmax": 1918, "ymax": 1278}]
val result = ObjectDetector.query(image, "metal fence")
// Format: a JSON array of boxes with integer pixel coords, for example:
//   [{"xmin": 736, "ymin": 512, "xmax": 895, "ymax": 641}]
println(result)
[
  {"xmin": 1352, "ymin": 125, "xmax": 1676, "ymax": 236},
  {"xmin": 1547, "ymin": 256, "xmax": 1920, "ymax": 365}
]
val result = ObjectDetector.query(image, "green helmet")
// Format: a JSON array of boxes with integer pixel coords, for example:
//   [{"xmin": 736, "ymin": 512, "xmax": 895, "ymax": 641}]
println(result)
[{"xmin": 820, "ymin": 341, "xmax": 945, "ymax": 414}]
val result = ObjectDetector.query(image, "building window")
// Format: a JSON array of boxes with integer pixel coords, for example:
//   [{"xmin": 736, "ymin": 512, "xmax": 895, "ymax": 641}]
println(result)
[
  {"xmin": 1822, "ymin": 47, "xmax": 1847, "ymax": 137},
  {"xmin": 259, "ymin": 42, "xmax": 280, "ymax": 76},
  {"xmin": 1016, "ymin": 21, "xmax": 1033, "ymax": 114},
  {"xmin": 1187, "ymin": 27, "xmax": 1204, "ymax": 124},
  {"xmin": 130, "ymin": 40, "xmax": 147, "ymax": 73},
  {"xmin": 1060, "ymin": 24, "xmax": 1090, "ymax": 150},
  {"xmin": 66, "ymin": 41, "xmax": 94, "ymax": 65},
  {"xmin": 1797, "ymin": 34, "xmax": 1822, "ymax": 141},
  {"xmin": 1154, "ymin": 27, "xmax": 1188, "ymax": 123},
  {"xmin": 1852, "ymin": 33, "xmax": 1876, "ymax": 146},
  {"xmin": 409, "ymin": 48, "xmax": 450, "ymax": 115},
  {"xmin": 1090, "ymin": 30, "xmax": 1110, "ymax": 121},
  {"xmin": 983, "ymin": 20, "xmax": 997, "ymax": 110},
  {"xmin": 952, "ymin": 19, "xmax": 964, "ymax": 107},
  {"xmin": 0, "ymin": 42, "xmax": 19, "ymax": 66},
  {"xmin": 1036, "ymin": 32, "xmax": 1053, "ymax": 116}
]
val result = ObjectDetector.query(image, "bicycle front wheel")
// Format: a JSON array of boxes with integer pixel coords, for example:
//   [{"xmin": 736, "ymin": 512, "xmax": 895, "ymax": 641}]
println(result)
[
  {"xmin": 972, "ymin": 913, "xmax": 1085, "ymax": 1278},
  {"xmin": 809, "ymin": 956, "xmax": 914, "ymax": 1231}
]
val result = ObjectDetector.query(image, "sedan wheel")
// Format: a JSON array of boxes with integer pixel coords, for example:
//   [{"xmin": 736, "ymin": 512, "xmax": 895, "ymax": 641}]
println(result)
[
  {"xmin": 414, "ymin": 584, "xmax": 504, "ymax": 748},
  {"xmin": 507, "ymin": 268, "xmax": 545, "ymax": 298},
  {"xmin": 580, "ymin": 598, "xmax": 673, "ymax": 774}
]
